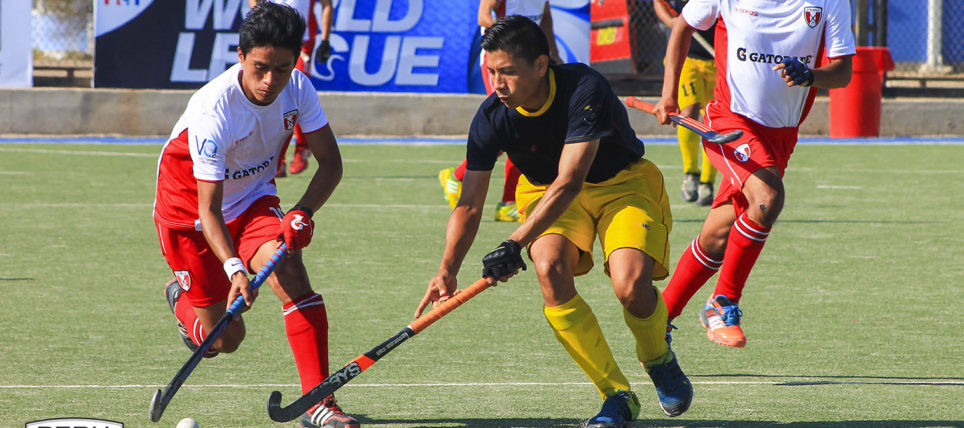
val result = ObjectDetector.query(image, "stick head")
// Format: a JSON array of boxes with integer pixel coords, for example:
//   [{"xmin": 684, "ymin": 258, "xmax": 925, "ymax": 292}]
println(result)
[
  {"xmin": 267, "ymin": 390, "xmax": 289, "ymax": 422},
  {"xmin": 149, "ymin": 389, "xmax": 164, "ymax": 422}
]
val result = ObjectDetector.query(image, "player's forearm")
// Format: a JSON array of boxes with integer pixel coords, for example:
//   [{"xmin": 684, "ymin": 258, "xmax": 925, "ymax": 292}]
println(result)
[
  {"xmin": 439, "ymin": 206, "xmax": 484, "ymax": 275},
  {"xmin": 199, "ymin": 208, "xmax": 240, "ymax": 263},
  {"xmin": 653, "ymin": 0, "xmax": 675, "ymax": 27},
  {"xmin": 297, "ymin": 156, "xmax": 342, "ymax": 212},
  {"xmin": 812, "ymin": 57, "xmax": 853, "ymax": 89},
  {"xmin": 508, "ymin": 179, "xmax": 580, "ymax": 247},
  {"xmin": 319, "ymin": 1, "xmax": 333, "ymax": 40}
]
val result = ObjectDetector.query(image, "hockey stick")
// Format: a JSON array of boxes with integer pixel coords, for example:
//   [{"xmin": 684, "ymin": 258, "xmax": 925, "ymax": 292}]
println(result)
[
  {"xmin": 625, "ymin": 96, "xmax": 742, "ymax": 144},
  {"xmin": 149, "ymin": 243, "xmax": 288, "ymax": 422},
  {"xmin": 266, "ymin": 277, "xmax": 496, "ymax": 422}
]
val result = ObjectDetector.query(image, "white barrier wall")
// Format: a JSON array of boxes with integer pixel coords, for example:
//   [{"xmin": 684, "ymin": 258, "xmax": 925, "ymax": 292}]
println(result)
[{"xmin": 0, "ymin": 1, "xmax": 32, "ymax": 87}]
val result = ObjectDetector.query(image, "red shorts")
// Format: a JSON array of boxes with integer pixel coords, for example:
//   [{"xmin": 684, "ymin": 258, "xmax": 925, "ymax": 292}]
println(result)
[
  {"xmin": 703, "ymin": 101, "xmax": 799, "ymax": 213},
  {"xmin": 155, "ymin": 195, "xmax": 284, "ymax": 307}
]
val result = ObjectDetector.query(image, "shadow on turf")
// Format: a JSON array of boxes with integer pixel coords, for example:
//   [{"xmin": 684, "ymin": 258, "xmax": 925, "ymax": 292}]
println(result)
[{"xmin": 349, "ymin": 416, "xmax": 962, "ymax": 427}]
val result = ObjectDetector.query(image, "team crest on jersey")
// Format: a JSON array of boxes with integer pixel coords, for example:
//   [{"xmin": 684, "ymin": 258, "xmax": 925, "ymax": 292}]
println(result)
[
  {"xmin": 733, "ymin": 143, "xmax": 751, "ymax": 162},
  {"xmin": 174, "ymin": 270, "xmax": 191, "ymax": 292},
  {"xmin": 283, "ymin": 109, "xmax": 299, "ymax": 131},
  {"xmin": 804, "ymin": 6, "xmax": 822, "ymax": 28}
]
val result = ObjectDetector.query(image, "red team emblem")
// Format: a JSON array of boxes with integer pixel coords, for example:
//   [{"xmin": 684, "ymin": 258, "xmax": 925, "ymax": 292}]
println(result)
[
  {"xmin": 174, "ymin": 270, "xmax": 191, "ymax": 291},
  {"xmin": 804, "ymin": 6, "xmax": 822, "ymax": 28},
  {"xmin": 283, "ymin": 109, "xmax": 299, "ymax": 131}
]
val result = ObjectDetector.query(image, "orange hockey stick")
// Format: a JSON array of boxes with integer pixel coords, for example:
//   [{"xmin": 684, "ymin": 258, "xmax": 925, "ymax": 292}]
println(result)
[{"xmin": 267, "ymin": 277, "xmax": 496, "ymax": 422}]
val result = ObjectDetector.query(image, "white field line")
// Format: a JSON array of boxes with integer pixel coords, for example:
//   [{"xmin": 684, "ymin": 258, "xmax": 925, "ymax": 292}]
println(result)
[
  {"xmin": 0, "ymin": 147, "xmax": 157, "ymax": 157},
  {"xmin": 2, "ymin": 379, "xmax": 961, "ymax": 389}
]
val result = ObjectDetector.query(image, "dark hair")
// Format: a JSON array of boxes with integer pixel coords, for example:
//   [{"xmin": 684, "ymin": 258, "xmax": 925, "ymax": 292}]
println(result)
[
  {"xmin": 481, "ymin": 15, "xmax": 550, "ymax": 64},
  {"xmin": 239, "ymin": 1, "xmax": 306, "ymax": 58}
]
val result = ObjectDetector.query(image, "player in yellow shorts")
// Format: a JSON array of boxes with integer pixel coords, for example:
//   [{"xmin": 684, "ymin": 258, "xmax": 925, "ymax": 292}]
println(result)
[
  {"xmin": 414, "ymin": 16, "xmax": 692, "ymax": 427},
  {"xmin": 655, "ymin": 0, "xmax": 717, "ymax": 206}
]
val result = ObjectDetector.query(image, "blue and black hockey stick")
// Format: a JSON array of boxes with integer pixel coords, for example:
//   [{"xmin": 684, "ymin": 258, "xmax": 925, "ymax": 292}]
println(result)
[{"xmin": 149, "ymin": 243, "xmax": 287, "ymax": 422}]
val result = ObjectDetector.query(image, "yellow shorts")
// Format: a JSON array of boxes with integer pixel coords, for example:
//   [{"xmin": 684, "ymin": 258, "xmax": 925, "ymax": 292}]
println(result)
[
  {"xmin": 678, "ymin": 57, "xmax": 716, "ymax": 109},
  {"xmin": 515, "ymin": 159, "xmax": 672, "ymax": 280}
]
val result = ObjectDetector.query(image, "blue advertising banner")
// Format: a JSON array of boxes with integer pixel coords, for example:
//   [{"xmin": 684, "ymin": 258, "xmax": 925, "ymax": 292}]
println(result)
[
  {"xmin": 94, "ymin": 0, "xmax": 589, "ymax": 92},
  {"xmin": 307, "ymin": 0, "xmax": 476, "ymax": 93}
]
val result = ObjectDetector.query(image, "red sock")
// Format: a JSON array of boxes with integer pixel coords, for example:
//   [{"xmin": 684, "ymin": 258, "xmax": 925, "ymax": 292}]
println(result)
[
  {"xmin": 174, "ymin": 294, "xmax": 206, "ymax": 346},
  {"xmin": 502, "ymin": 158, "xmax": 520, "ymax": 203},
  {"xmin": 283, "ymin": 293, "xmax": 330, "ymax": 394},
  {"xmin": 714, "ymin": 212, "xmax": 771, "ymax": 303},
  {"xmin": 453, "ymin": 159, "xmax": 467, "ymax": 181},
  {"xmin": 662, "ymin": 237, "xmax": 723, "ymax": 320}
]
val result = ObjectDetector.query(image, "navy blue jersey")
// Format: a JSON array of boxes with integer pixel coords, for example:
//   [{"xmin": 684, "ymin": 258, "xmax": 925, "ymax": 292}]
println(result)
[{"xmin": 466, "ymin": 63, "xmax": 644, "ymax": 186}]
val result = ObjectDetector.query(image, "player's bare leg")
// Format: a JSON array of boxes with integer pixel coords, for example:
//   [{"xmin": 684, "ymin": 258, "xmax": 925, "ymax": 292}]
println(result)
[
  {"xmin": 190, "ymin": 299, "xmax": 247, "ymax": 354},
  {"xmin": 251, "ymin": 241, "xmax": 360, "ymax": 428},
  {"xmin": 702, "ymin": 166, "xmax": 783, "ymax": 347}
]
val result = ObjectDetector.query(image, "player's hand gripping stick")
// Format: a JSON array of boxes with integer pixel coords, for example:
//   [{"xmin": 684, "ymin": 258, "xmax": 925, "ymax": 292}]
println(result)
[{"xmin": 625, "ymin": 96, "xmax": 743, "ymax": 144}]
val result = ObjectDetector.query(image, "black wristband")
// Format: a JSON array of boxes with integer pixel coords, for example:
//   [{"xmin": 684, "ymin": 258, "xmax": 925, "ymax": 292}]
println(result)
[{"xmin": 290, "ymin": 204, "xmax": 314, "ymax": 218}]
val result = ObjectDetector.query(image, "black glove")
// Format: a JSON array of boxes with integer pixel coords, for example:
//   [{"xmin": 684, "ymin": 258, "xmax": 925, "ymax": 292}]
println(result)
[
  {"xmin": 780, "ymin": 57, "xmax": 814, "ymax": 87},
  {"xmin": 315, "ymin": 39, "xmax": 331, "ymax": 65},
  {"xmin": 482, "ymin": 240, "xmax": 527, "ymax": 280}
]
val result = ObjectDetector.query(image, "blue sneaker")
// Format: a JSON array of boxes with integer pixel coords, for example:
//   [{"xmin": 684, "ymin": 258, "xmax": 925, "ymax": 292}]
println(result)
[
  {"xmin": 586, "ymin": 390, "xmax": 639, "ymax": 428},
  {"xmin": 644, "ymin": 351, "xmax": 692, "ymax": 417}
]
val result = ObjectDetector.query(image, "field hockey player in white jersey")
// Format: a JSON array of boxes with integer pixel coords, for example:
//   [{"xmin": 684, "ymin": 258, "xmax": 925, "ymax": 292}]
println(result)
[
  {"xmin": 653, "ymin": 0, "xmax": 856, "ymax": 348},
  {"xmin": 152, "ymin": 3, "xmax": 359, "ymax": 427}
]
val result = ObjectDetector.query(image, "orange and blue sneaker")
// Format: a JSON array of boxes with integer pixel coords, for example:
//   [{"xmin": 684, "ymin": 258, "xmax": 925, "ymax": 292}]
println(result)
[
  {"xmin": 586, "ymin": 390, "xmax": 639, "ymax": 428},
  {"xmin": 643, "ymin": 350, "xmax": 693, "ymax": 417},
  {"xmin": 438, "ymin": 167, "xmax": 461, "ymax": 209},
  {"xmin": 699, "ymin": 294, "xmax": 746, "ymax": 347}
]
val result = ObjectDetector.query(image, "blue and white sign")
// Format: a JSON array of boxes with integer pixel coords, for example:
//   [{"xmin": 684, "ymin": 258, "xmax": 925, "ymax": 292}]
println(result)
[
  {"xmin": 93, "ymin": 0, "xmax": 590, "ymax": 92},
  {"xmin": 0, "ymin": 1, "xmax": 33, "ymax": 87}
]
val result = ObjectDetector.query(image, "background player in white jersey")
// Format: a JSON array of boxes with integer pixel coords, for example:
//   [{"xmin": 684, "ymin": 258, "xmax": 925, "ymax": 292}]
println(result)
[
  {"xmin": 438, "ymin": 0, "xmax": 562, "ymax": 223},
  {"xmin": 249, "ymin": 0, "xmax": 334, "ymax": 177},
  {"xmin": 654, "ymin": 0, "xmax": 855, "ymax": 348},
  {"xmin": 153, "ymin": 3, "xmax": 358, "ymax": 427}
]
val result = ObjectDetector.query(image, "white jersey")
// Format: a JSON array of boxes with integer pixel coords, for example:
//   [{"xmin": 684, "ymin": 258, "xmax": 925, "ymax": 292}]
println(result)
[
  {"xmin": 482, "ymin": 0, "xmax": 548, "ymax": 35},
  {"xmin": 154, "ymin": 63, "xmax": 327, "ymax": 229},
  {"xmin": 266, "ymin": 0, "xmax": 312, "ymax": 41},
  {"xmin": 500, "ymin": 0, "xmax": 548, "ymax": 23},
  {"xmin": 682, "ymin": 0, "xmax": 855, "ymax": 128}
]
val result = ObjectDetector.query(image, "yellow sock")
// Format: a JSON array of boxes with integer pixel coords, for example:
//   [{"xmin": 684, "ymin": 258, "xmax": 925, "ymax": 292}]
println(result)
[
  {"xmin": 678, "ymin": 126, "xmax": 701, "ymax": 175},
  {"xmin": 622, "ymin": 287, "xmax": 669, "ymax": 365},
  {"xmin": 700, "ymin": 146, "xmax": 717, "ymax": 184},
  {"xmin": 544, "ymin": 294, "xmax": 631, "ymax": 399}
]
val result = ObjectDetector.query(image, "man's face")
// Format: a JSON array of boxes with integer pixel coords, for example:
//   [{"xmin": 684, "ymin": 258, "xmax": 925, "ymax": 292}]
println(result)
[
  {"xmin": 485, "ymin": 49, "xmax": 549, "ymax": 110},
  {"xmin": 237, "ymin": 45, "xmax": 297, "ymax": 106}
]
